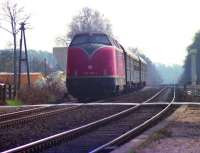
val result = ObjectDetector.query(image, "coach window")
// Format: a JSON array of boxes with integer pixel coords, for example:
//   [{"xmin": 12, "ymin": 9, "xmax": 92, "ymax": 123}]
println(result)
[{"xmin": 134, "ymin": 62, "xmax": 138, "ymax": 70}]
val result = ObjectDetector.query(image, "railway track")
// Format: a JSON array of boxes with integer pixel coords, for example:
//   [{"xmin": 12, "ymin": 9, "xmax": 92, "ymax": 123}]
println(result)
[
  {"xmin": 90, "ymin": 88, "xmax": 175, "ymax": 153},
  {"xmin": 148, "ymin": 87, "xmax": 173, "ymax": 103},
  {"xmin": 0, "ymin": 98, "xmax": 79, "ymax": 122},
  {"xmin": 0, "ymin": 106, "xmax": 57, "ymax": 122},
  {"xmin": 0, "ymin": 106, "xmax": 42, "ymax": 115},
  {"xmin": 100, "ymin": 87, "xmax": 162, "ymax": 103},
  {"xmin": 0, "ymin": 87, "xmax": 162, "ymax": 129},
  {"xmin": 0, "ymin": 105, "xmax": 131, "ymax": 152},
  {"xmin": 0, "ymin": 105, "xmax": 80, "ymax": 128},
  {"xmin": 2, "ymin": 87, "xmax": 170, "ymax": 153}
]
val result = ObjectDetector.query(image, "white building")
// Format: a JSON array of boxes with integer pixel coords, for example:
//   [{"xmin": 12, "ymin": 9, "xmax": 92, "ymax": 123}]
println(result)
[{"xmin": 53, "ymin": 47, "xmax": 67, "ymax": 72}]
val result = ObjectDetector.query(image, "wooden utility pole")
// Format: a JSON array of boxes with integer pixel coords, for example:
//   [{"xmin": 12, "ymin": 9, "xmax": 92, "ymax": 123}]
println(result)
[
  {"xmin": 44, "ymin": 58, "xmax": 47, "ymax": 77},
  {"xmin": 18, "ymin": 22, "xmax": 31, "ymax": 89},
  {"xmin": 190, "ymin": 49, "xmax": 197, "ymax": 86},
  {"xmin": 13, "ymin": 34, "xmax": 17, "ymax": 97}
]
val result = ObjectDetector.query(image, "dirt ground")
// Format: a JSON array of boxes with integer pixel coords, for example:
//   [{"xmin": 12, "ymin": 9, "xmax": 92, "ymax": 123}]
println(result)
[{"xmin": 134, "ymin": 105, "xmax": 200, "ymax": 153}]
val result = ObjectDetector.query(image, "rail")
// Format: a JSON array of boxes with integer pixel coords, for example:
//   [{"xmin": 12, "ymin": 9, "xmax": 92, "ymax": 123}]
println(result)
[
  {"xmin": 0, "ymin": 106, "xmax": 50, "ymax": 121},
  {"xmin": 0, "ymin": 105, "xmax": 80, "ymax": 129},
  {"xmin": 2, "ymin": 88, "xmax": 166, "ymax": 153},
  {"xmin": 90, "ymin": 86, "xmax": 175, "ymax": 153}
]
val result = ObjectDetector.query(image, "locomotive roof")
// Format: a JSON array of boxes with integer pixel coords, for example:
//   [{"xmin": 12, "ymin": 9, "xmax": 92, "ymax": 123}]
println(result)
[
  {"xmin": 125, "ymin": 49, "xmax": 140, "ymax": 61},
  {"xmin": 72, "ymin": 33, "xmax": 147, "ymax": 64},
  {"xmin": 125, "ymin": 49, "xmax": 147, "ymax": 64},
  {"xmin": 139, "ymin": 56, "xmax": 147, "ymax": 65}
]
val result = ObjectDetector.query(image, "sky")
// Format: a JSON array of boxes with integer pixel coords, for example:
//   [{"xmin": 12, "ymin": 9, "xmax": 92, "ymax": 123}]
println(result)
[{"xmin": 0, "ymin": 0, "xmax": 200, "ymax": 65}]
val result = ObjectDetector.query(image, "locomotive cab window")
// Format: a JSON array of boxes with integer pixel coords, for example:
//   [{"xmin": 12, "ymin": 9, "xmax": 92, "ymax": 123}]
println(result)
[
  {"xmin": 90, "ymin": 34, "xmax": 111, "ymax": 45},
  {"xmin": 70, "ymin": 34, "xmax": 111, "ymax": 46},
  {"xmin": 70, "ymin": 34, "xmax": 89, "ymax": 45}
]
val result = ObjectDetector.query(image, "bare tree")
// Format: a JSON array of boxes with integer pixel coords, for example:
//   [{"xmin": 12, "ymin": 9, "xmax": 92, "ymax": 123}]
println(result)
[
  {"xmin": 55, "ymin": 34, "xmax": 70, "ymax": 47},
  {"xmin": 0, "ymin": 0, "xmax": 30, "ymax": 96},
  {"xmin": 56, "ymin": 7, "xmax": 113, "ymax": 45}
]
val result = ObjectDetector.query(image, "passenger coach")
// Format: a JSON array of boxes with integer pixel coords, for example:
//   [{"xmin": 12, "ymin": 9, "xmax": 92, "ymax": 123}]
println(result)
[{"xmin": 66, "ymin": 33, "xmax": 147, "ymax": 99}]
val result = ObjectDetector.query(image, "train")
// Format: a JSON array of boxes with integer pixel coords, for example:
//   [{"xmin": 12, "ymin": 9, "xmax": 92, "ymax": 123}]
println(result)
[{"xmin": 66, "ymin": 32, "xmax": 147, "ymax": 99}]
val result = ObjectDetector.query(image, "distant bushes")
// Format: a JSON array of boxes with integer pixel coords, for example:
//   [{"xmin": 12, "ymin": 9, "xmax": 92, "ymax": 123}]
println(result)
[
  {"xmin": 0, "ymin": 49, "xmax": 57, "ymax": 73},
  {"xmin": 18, "ymin": 71, "xmax": 67, "ymax": 104},
  {"xmin": 18, "ymin": 81, "xmax": 65, "ymax": 104}
]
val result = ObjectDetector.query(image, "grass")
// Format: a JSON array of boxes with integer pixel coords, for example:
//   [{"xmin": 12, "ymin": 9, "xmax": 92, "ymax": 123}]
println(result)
[
  {"xmin": 6, "ymin": 99, "xmax": 22, "ymax": 106},
  {"xmin": 138, "ymin": 128, "xmax": 171, "ymax": 149},
  {"xmin": 127, "ymin": 128, "xmax": 172, "ymax": 153}
]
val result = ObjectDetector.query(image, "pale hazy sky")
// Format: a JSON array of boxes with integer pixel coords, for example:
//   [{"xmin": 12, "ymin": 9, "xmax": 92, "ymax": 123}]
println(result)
[{"xmin": 0, "ymin": 0, "xmax": 200, "ymax": 65}]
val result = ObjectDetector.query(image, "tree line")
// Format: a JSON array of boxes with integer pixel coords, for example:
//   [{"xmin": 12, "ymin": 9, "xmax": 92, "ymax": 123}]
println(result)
[
  {"xmin": 0, "ymin": 49, "xmax": 57, "ymax": 74},
  {"xmin": 181, "ymin": 31, "xmax": 200, "ymax": 85}
]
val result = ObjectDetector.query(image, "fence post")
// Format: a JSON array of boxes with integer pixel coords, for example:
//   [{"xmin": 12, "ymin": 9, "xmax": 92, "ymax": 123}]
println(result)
[
  {"xmin": 2, "ymin": 84, "xmax": 6, "ymax": 102},
  {"xmin": 0, "ymin": 85, "xmax": 2, "ymax": 101},
  {"xmin": 6, "ymin": 84, "xmax": 12, "ymax": 99},
  {"xmin": 11, "ymin": 85, "xmax": 14, "ymax": 99}
]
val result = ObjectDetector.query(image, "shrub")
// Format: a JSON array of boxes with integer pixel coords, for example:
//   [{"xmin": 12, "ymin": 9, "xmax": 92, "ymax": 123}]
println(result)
[
  {"xmin": 18, "ymin": 80, "xmax": 66, "ymax": 104},
  {"xmin": 6, "ymin": 99, "xmax": 22, "ymax": 106}
]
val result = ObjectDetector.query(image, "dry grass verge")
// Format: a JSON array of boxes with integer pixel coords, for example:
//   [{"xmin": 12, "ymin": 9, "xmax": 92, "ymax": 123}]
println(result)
[
  {"xmin": 134, "ymin": 128, "xmax": 172, "ymax": 153},
  {"xmin": 18, "ymin": 80, "xmax": 66, "ymax": 104}
]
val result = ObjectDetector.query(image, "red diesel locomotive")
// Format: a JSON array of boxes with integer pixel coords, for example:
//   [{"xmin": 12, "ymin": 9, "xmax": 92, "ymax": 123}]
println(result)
[{"xmin": 66, "ymin": 33, "xmax": 147, "ymax": 99}]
